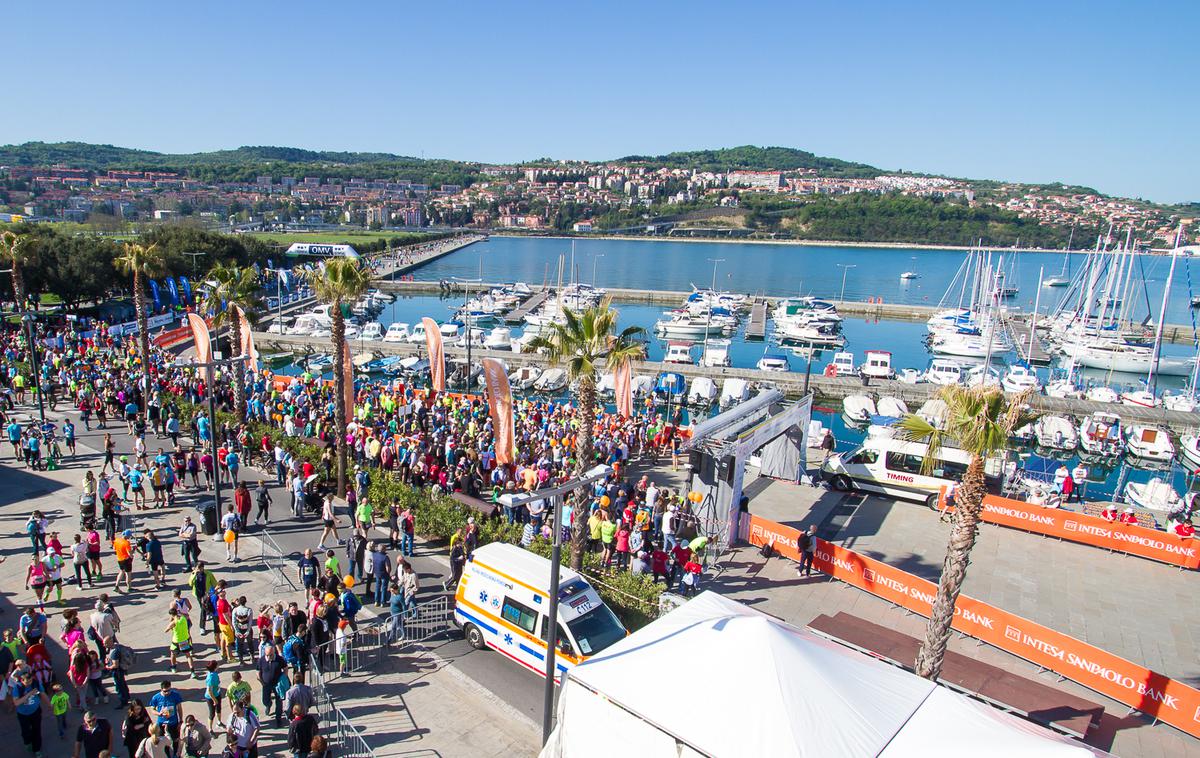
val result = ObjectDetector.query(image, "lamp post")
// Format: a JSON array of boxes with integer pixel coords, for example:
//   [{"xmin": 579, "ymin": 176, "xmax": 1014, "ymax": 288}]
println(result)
[
  {"xmin": 509, "ymin": 464, "xmax": 613, "ymax": 745},
  {"xmin": 0, "ymin": 273, "xmax": 46, "ymax": 425},
  {"xmin": 170, "ymin": 356, "xmax": 242, "ymax": 535},
  {"xmin": 452, "ymin": 277, "xmax": 483, "ymax": 385},
  {"xmin": 183, "ymin": 251, "xmax": 207, "ymax": 279},
  {"xmin": 837, "ymin": 264, "xmax": 857, "ymax": 304},
  {"xmin": 265, "ymin": 267, "xmax": 287, "ymax": 334}
]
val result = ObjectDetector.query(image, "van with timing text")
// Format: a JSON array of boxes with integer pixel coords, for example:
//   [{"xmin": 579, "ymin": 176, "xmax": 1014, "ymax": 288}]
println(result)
[
  {"xmin": 454, "ymin": 543, "xmax": 628, "ymax": 680},
  {"xmin": 820, "ymin": 431, "xmax": 1004, "ymax": 508}
]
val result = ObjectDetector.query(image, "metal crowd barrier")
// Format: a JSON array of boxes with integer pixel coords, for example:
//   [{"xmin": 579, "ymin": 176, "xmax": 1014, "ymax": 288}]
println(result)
[{"xmin": 258, "ymin": 530, "xmax": 296, "ymax": 594}]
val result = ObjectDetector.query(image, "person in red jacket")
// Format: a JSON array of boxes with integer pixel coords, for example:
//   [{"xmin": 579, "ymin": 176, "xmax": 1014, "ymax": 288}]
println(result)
[
  {"xmin": 650, "ymin": 546, "xmax": 669, "ymax": 584},
  {"xmin": 669, "ymin": 542, "xmax": 692, "ymax": 587}
]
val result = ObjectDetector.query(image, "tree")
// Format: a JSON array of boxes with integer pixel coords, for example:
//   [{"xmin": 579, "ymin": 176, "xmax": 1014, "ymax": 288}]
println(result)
[
  {"xmin": 0, "ymin": 229, "xmax": 33, "ymax": 308},
  {"xmin": 896, "ymin": 386, "xmax": 1037, "ymax": 680},
  {"xmin": 114, "ymin": 241, "xmax": 168, "ymax": 418},
  {"xmin": 306, "ymin": 257, "xmax": 369, "ymax": 496},
  {"xmin": 201, "ymin": 263, "xmax": 264, "ymax": 423},
  {"xmin": 528, "ymin": 298, "xmax": 645, "ymax": 570}
]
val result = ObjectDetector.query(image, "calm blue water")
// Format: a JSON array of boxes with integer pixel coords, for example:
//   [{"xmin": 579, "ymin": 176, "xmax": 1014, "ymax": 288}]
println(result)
[{"xmin": 411, "ymin": 235, "xmax": 1200, "ymax": 326}]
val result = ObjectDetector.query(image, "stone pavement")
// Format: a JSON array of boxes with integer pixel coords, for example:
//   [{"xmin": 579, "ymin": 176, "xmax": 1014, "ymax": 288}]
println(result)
[{"xmin": 0, "ymin": 408, "xmax": 540, "ymax": 757}]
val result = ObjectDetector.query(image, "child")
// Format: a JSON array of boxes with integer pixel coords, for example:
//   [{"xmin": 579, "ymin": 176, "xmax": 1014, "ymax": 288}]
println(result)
[
  {"xmin": 50, "ymin": 682, "xmax": 70, "ymax": 738},
  {"xmin": 86, "ymin": 650, "xmax": 110, "ymax": 704},
  {"xmin": 204, "ymin": 660, "xmax": 223, "ymax": 730},
  {"xmin": 335, "ymin": 619, "xmax": 351, "ymax": 674}
]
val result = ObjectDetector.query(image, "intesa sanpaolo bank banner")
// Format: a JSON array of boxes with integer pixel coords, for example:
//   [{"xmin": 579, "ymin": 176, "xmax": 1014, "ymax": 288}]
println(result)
[{"xmin": 747, "ymin": 514, "xmax": 1200, "ymax": 739}]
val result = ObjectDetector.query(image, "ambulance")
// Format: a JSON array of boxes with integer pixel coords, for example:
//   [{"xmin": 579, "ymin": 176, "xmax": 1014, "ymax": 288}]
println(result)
[{"xmin": 454, "ymin": 543, "xmax": 627, "ymax": 680}]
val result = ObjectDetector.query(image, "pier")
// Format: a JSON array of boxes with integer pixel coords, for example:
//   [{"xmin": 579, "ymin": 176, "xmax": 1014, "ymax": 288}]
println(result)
[
  {"xmin": 745, "ymin": 298, "xmax": 768, "ymax": 340},
  {"xmin": 375, "ymin": 234, "xmax": 486, "ymax": 278},
  {"xmin": 254, "ymin": 331, "xmax": 1200, "ymax": 434},
  {"xmin": 1004, "ymin": 315, "xmax": 1053, "ymax": 365},
  {"xmin": 503, "ymin": 288, "xmax": 551, "ymax": 324}
]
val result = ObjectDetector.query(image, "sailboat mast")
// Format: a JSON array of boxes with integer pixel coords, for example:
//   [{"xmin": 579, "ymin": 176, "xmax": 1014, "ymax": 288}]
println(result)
[{"xmin": 1149, "ymin": 226, "xmax": 1184, "ymax": 396}]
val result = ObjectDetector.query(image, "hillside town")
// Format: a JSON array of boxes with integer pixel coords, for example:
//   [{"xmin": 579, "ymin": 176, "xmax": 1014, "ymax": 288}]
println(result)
[{"xmin": 0, "ymin": 156, "xmax": 1191, "ymax": 246}]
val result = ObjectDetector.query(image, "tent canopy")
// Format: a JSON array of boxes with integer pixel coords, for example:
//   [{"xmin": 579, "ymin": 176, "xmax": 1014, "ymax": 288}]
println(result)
[{"xmin": 542, "ymin": 592, "xmax": 1106, "ymax": 758}]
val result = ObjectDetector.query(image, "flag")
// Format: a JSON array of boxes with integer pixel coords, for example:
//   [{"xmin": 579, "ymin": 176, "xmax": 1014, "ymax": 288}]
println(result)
[
  {"xmin": 267, "ymin": 258, "xmax": 275, "ymax": 270},
  {"xmin": 233, "ymin": 305, "xmax": 260, "ymax": 374},
  {"xmin": 180, "ymin": 277, "xmax": 193, "ymax": 304},
  {"xmin": 186, "ymin": 313, "xmax": 212, "ymax": 383},
  {"xmin": 165, "ymin": 278, "xmax": 180, "ymax": 306},
  {"xmin": 615, "ymin": 358, "xmax": 633, "ymax": 419},
  {"xmin": 481, "ymin": 357, "xmax": 515, "ymax": 465},
  {"xmin": 341, "ymin": 338, "xmax": 355, "ymax": 424},
  {"xmin": 148, "ymin": 280, "xmax": 161, "ymax": 311},
  {"xmin": 422, "ymin": 316, "xmax": 445, "ymax": 392}
]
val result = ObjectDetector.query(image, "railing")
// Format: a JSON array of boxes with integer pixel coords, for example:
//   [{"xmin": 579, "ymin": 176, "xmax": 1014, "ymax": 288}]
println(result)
[
  {"xmin": 258, "ymin": 530, "xmax": 296, "ymax": 594},
  {"xmin": 309, "ymin": 651, "xmax": 376, "ymax": 758},
  {"xmin": 310, "ymin": 595, "xmax": 453, "ymax": 682}
]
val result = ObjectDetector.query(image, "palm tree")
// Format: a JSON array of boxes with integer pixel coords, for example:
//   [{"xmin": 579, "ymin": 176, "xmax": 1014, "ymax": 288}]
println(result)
[
  {"xmin": 528, "ymin": 297, "xmax": 645, "ymax": 570},
  {"xmin": 306, "ymin": 257, "xmax": 369, "ymax": 496},
  {"xmin": 114, "ymin": 242, "xmax": 167, "ymax": 418},
  {"xmin": 201, "ymin": 263, "xmax": 264, "ymax": 424},
  {"xmin": 0, "ymin": 229, "xmax": 32, "ymax": 309},
  {"xmin": 897, "ymin": 385, "xmax": 1037, "ymax": 680}
]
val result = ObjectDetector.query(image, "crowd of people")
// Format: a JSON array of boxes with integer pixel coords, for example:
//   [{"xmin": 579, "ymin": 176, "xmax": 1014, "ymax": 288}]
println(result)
[{"xmin": 0, "ymin": 311, "xmax": 704, "ymax": 757}]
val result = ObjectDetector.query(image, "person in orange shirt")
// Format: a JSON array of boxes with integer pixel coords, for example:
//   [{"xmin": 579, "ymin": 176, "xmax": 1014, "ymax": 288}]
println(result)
[{"xmin": 112, "ymin": 529, "xmax": 134, "ymax": 593}]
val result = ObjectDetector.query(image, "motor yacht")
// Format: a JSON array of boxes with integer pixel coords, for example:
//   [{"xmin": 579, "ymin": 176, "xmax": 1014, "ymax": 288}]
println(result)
[
  {"xmin": 700, "ymin": 340, "xmax": 732, "ymax": 368},
  {"xmin": 756, "ymin": 353, "xmax": 789, "ymax": 372},
  {"xmin": 859, "ymin": 351, "xmax": 894, "ymax": 380},
  {"xmin": 483, "ymin": 327, "xmax": 514, "ymax": 351},
  {"xmin": 1124, "ymin": 478, "xmax": 1181, "ymax": 513},
  {"xmin": 383, "ymin": 323, "xmax": 410, "ymax": 342},
  {"xmin": 360, "ymin": 322, "xmax": 384, "ymax": 341},
  {"xmin": 1001, "ymin": 364, "xmax": 1042, "ymax": 393},
  {"xmin": 687, "ymin": 377, "xmax": 718, "ymax": 407},
  {"xmin": 830, "ymin": 351, "xmax": 857, "ymax": 376},
  {"xmin": 1125, "ymin": 425, "xmax": 1175, "ymax": 462},
  {"xmin": 1079, "ymin": 412, "xmax": 1123, "ymax": 457},
  {"xmin": 664, "ymin": 342, "xmax": 695, "ymax": 364},
  {"xmin": 924, "ymin": 359, "xmax": 963, "ymax": 386}
]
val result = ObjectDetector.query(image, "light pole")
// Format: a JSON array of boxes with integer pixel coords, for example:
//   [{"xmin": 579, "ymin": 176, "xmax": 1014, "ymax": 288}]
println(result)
[
  {"xmin": 0, "ymin": 272, "xmax": 46, "ymax": 425},
  {"xmin": 591, "ymin": 254, "xmax": 605, "ymax": 287},
  {"xmin": 452, "ymin": 277, "xmax": 482, "ymax": 386},
  {"xmin": 170, "ymin": 355, "xmax": 242, "ymax": 536},
  {"xmin": 837, "ymin": 264, "xmax": 857, "ymax": 303},
  {"xmin": 703, "ymin": 258, "xmax": 725, "ymax": 363},
  {"xmin": 183, "ymin": 251, "xmax": 207, "ymax": 280},
  {"xmin": 265, "ymin": 266, "xmax": 287, "ymax": 334},
  {"xmin": 509, "ymin": 464, "xmax": 613, "ymax": 745}
]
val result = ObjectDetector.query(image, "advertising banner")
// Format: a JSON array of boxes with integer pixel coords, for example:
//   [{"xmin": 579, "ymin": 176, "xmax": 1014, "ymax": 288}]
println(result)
[
  {"xmin": 422, "ymin": 317, "xmax": 445, "ymax": 392},
  {"xmin": 746, "ymin": 514, "xmax": 1200, "ymax": 739},
  {"xmin": 614, "ymin": 359, "xmax": 633, "ymax": 419},
  {"xmin": 481, "ymin": 357, "xmax": 515, "ymax": 465},
  {"xmin": 341, "ymin": 339, "xmax": 355, "ymax": 424},
  {"xmin": 233, "ymin": 305, "xmax": 260, "ymax": 374}
]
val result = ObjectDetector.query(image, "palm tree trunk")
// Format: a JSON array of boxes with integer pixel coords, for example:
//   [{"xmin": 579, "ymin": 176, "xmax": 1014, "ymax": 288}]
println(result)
[
  {"xmin": 569, "ymin": 375, "xmax": 597, "ymax": 571},
  {"xmin": 331, "ymin": 304, "xmax": 348, "ymax": 498},
  {"xmin": 914, "ymin": 455, "xmax": 986, "ymax": 680},
  {"xmin": 229, "ymin": 310, "xmax": 247, "ymax": 424},
  {"xmin": 134, "ymin": 270, "xmax": 152, "ymax": 421}
]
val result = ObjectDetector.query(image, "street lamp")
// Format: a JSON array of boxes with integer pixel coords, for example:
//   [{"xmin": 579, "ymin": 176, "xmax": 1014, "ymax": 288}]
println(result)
[
  {"xmin": 591, "ymin": 254, "xmax": 605, "ymax": 287},
  {"xmin": 183, "ymin": 251, "xmax": 207, "ymax": 280},
  {"xmin": 837, "ymin": 264, "xmax": 857, "ymax": 303},
  {"xmin": 508, "ymin": 464, "xmax": 613, "ymax": 745}
]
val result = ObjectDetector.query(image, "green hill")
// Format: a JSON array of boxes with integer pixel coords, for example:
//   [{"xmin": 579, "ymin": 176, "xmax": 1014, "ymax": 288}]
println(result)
[{"xmin": 616, "ymin": 145, "xmax": 879, "ymax": 177}]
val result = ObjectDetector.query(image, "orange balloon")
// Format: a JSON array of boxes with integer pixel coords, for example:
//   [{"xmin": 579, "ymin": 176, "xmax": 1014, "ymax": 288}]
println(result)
[
  {"xmin": 343, "ymin": 575, "xmax": 356, "ymax": 588},
  {"xmin": 223, "ymin": 530, "xmax": 236, "ymax": 544},
  {"xmin": 600, "ymin": 495, "xmax": 611, "ymax": 507}
]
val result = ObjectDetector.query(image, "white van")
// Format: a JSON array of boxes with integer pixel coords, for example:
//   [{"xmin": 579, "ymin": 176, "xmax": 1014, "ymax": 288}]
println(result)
[
  {"xmin": 454, "ymin": 543, "xmax": 627, "ymax": 680},
  {"xmin": 820, "ymin": 433, "xmax": 1003, "ymax": 508}
]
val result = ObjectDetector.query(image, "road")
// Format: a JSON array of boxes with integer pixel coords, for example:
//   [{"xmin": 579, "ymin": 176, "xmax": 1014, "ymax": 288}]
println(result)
[{"xmin": 23, "ymin": 398, "xmax": 548, "ymax": 725}]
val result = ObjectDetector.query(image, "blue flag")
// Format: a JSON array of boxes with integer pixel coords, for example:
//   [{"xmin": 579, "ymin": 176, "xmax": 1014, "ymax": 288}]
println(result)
[
  {"xmin": 267, "ymin": 258, "xmax": 275, "ymax": 271},
  {"xmin": 165, "ymin": 278, "xmax": 180, "ymax": 305},
  {"xmin": 148, "ymin": 280, "xmax": 162, "ymax": 311},
  {"xmin": 180, "ymin": 277, "xmax": 193, "ymax": 305}
]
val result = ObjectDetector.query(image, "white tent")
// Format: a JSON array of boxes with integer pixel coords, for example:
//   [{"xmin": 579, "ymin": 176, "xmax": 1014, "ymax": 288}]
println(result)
[{"xmin": 540, "ymin": 592, "xmax": 1108, "ymax": 758}]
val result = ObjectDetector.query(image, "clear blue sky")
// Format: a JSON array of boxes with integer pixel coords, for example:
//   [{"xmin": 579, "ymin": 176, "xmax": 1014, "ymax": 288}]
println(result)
[{"xmin": 4, "ymin": 1, "xmax": 1197, "ymax": 202}]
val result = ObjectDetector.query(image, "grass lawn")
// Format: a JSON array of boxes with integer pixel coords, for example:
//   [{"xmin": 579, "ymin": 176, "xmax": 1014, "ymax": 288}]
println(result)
[{"xmin": 247, "ymin": 231, "xmax": 432, "ymax": 246}]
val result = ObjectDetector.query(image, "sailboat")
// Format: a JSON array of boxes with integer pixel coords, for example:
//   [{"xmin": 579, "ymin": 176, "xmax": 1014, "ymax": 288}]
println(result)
[
  {"xmin": 1044, "ymin": 227, "xmax": 1073, "ymax": 287},
  {"xmin": 900, "ymin": 257, "xmax": 920, "ymax": 280}
]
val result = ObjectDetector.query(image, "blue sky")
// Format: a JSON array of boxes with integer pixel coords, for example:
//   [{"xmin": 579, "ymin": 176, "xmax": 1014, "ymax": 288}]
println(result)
[{"xmin": 4, "ymin": 1, "xmax": 1197, "ymax": 201}]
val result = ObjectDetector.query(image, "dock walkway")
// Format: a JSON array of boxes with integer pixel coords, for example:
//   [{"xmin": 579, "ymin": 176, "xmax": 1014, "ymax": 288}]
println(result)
[
  {"xmin": 1005, "ymin": 315, "xmax": 1052, "ymax": 365},
  {"xmin": 503, "ymin": 289, "xmax": 550, "ymax": 324},
  {"xmin": 745, "ymin": 298, "xmax": 768, "ymax": 340}
]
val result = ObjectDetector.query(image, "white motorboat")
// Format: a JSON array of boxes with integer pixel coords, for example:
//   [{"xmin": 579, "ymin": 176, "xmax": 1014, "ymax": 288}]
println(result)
[
  {"xmin": 534, "ymin": 368, "xmax": 568, "ymax": 393},
  {"xmin": 916, "ymin": 398, "xmax": 949, "ymax": 429},
  {"xmin": 455, "ymin": 327, "xmax": 486, "ymax": 349},
  {"xmin": 700, "ymin": 340, "xmax": 732, "ymax": 368},
  {"xmin": 1084, "ymin": 386, "xmax": 1119, "ymax": 404},
  {"xmin": 965, "ymin": 365, "xmax": 1001, "ymax": 388},
  {"xmin": 1125, "ymin": 425, "xmax": 1175, "ymax": 462},
  {"xmin": 900, "ymin": 271, "xmax": 919, "ymax": 280},
  {"xmin": 360, "ymin": 322, "xmax": 384, "ymax": 341},
  {"xmin": 664, "ymin": 342, "xmax": 695, "ymax": 364},
  {"xmin": 687, "ymin": 376, "xmax": 718, "ymax": 407},
  {"xmin": 597, "ymin": 372, "xmax": 616, "ymax": 398},
  {"xmin": 1001, "ymin": 364, "xmax": 1042, "ymax": 394},
  {"xmin": 776, "ymin": 320, "xmax": 845, "ymax": 347},
  {"xmin": 843, "ymin": 394, "xmax": 877, "ymax": 423},
  {"xmin": 383, "ymin": 322, "xmax": 410, "ymax": 342},
  {"xmin": 757, "ymin": 353, "xmax": 789, "ymax": 372},
  {"xmin": 508, "ymin": 366, "xmax": 542, "ymax": 391},
  {"xmin": 719, "ymin": 378, "xmax": 750, "ymax": 409},
  {"xmin": 1124, "ymin": 477, "xmax": 1182, "ymax": 513},
  {"xmin": 929, "ymin": 330, "xmax": 1011, "ymax": 358},
  {"xmin": 483, "ymin": 327, "xmax": 514, "ymax": 351},
  {"xmin": 631, "ymin": 375, "xmax": 654, "ymax": 398},
  {"xmin": 924, "ymin": 359, "xmax": 963, "ymax": 386},
  {"xmin": 1043, "ymin": 276, "xmax": 1070, "ymax": 287},
  {"xmin": 1045, "ymin": 379, "xmax": 1083, "ymax": 399},
  {"xmin": 1079, "ymin": 412, "xmax": 1123, "ymax": 457},
  {"xmin": 438, "ymin": 322, "xmax": 461, "ymax": 340},
  {"xmin": 830, "ymin": 351, "xmax": 857, "ymax": 376},
  {"xmin": 1120, "ymin": 389, "xmax": 1161, "ymax": 409},
  {"xmin": 406, "ymin": 322, "xmax": 427, "ymax": 343},
  {"xmin": 1163, "ymin": 392, "xmax": 1198, "ymax": 413},
  {"xmin": 654, "ymin": 311, "xmax": 734, "ymax": 339},
  {"xmin": 807, "ymin": 420, "xmax": 833, "ymax": 449},
  {"xmin": 897, "ymin": 368, "xmax": 923, "ymax": 384},
  {"xmin": 859, "ymin": 350, "xmax": 895, "ymax": 380},
  {"xmin": 343, "ymin": 323, "xmax": 362, "ymax": 340},
  {"xmin": 1034, "ymin": 416, "xmax": 1078, "ymax": 452},
  {"xmin": 876, "ymin": 396, "xmax": 908, "ymax": 418},
  {"xmin": 1179, "ymin": 435, "xmax": 1200, "ymax": 470}
]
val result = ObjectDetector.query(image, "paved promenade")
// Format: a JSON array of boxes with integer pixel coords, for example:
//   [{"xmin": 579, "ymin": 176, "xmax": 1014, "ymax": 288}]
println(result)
[{"xmin": 0, "ymin": 403, "xmax": 539, "ymax": 757}]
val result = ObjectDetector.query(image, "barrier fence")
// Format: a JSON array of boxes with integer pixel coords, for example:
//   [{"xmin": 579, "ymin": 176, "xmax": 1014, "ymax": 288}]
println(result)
[
  {"xmin": 258, "ymin": 530, "xmax": 296, "ymax": 593},
  {"xmin": 747, "ymin": 513, "xmax": 1200, "ymax": 740}
]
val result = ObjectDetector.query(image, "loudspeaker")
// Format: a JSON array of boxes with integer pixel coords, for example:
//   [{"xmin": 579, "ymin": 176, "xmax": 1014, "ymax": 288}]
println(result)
[
  {"xmin": 688, "ymin": 450, "xmax": 702, "ymax": 472},
  {"xmin": 720, "ymin": 455, "xmax": 737, "ymax": 484}
]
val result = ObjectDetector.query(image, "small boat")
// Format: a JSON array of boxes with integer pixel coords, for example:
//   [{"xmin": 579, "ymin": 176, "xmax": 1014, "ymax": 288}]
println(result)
[
  {"xmin": 900, "ymin": 257, "xmax": 920, "ymax": 280},
  {"xmin": 1124, "ymin": 477, "xmax": 1182, "ymax": 513},
  {"xmin": 1084, "ymin": 386, "xmax": 1119, "ymax": 404},
  {"xmin": 1125, "ymin": 425, "xmax": 1175, "ymax": 462},
  {"xmin": 631, "ymin": 375, "xmax": 654, "ymax": 398},
  {"xmin": 687, "ymin": 376, "xmax": 718, "ymax": 407},
  {"xmin": 1192, "ymin": 296, "xmax": 1200, "ymax": 309},
  {"xmin": 876, "ymin": 396, "xmax": 908, "ymax": 418},
  {"xmin": 263, "ymin": 352, "xmax": 292, "ymax": 369},
  {"xmin": 1044, "ymin": 276, "xmax": 1070, "ymax": 288},
  {"xmin": 1079, "ymin": 412, "xmax": 1123, "ymax": 457},
  {"xmin": 830, "ymin": 351, "xmax": 857, "ymax": 376},
  {"xmin": 1034, "ymin": 416, "xmax": 1078, "ymax": 452},
  {"xmin": 924, "ymin": 359, "xmax": 963, "ymax": 386},
  {"xmin": 1179, "ymin": 435, "xmax": 1200, "ymax": 470},
  {"xmin": 842, "ymin": 394, "xmax": 877, "ymax": 423},
  {"xmin": 654, "ymin": 372, "xmax": 687, "ymax": 399},
  {"xmin": 508, "ymin": 366, "xmax": 542, "ymax": 391},
  {"xmin": 406, "ymin": 322, "xmax": 427, "ymax": 343},
  {"xmin": 859, "ymin": 350, "xmax": 894, "ymax": 380},
  {"xmin": 1120, "ymin": 389, "xmax": 1161, "ymax": 409},
  {"xmin": 756, "ymin": 353, "xmax": 790, "ymax": 372},
  {"xmin": 719, "ymin": 378, "xmax": 750, "ymax": 409},
  {"xmin": 664, "ymin": 342, "xmax": 695, "ymax": 365},
  {"xmin": 360, "ymin": 322, "xmax": 384, "ymax": 341},
  {"xmin": 343, "ymin": 323, "xmax": 362, "ymax": 340},
  {"xmin": 965, "ymin": 364, "xmax": 1001, "ymax": 389},
  {"xmin": 383, "ymin": 322, "xmax": 410, "ymax": 342},
  {"xmin": 897, "ymin": 368, "xmax": 923, "ymax": 384},
  {"xmin": 597, "ymin": 372, "xmax": 616, "ymax": 398},
  {"xmin": 1045, "ymin": 379, "xmax": 1083, "ymax": 399},
  {"xmin": 1001, "ymin": 364, "xmax": 1042, "ymax": 394},
  {"xmin": 438, "ymin": 322, "xmax": 461, "ymax": 340},
  {"xmin": 534, "ymin": 368, "xmax": 568, "ymax": 393},
  {"xmin": 916, "ymin": 398, "xmax": 949, "ymax": 429},
  {"xmin": 1163, "ymin": 392, "xmax": 1197, "ymax": 413},
  {"xmin": 700, "ymin": 340, "xmax": 731, "ymax": 368},
  {"xmin": 302, "ymin": 353, "xmax": 333, "ymax": 370},
  {"xmin": 483, "ymin": 327, "xmax": 514, "ymax": 351}
]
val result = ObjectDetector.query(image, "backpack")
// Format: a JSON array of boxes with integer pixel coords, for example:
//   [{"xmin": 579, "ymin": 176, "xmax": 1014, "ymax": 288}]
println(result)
[
  {"xmin": 342, "ymin": 591, "xmax": 362, "ymax": 616},
  {"xmin": 115, "ymin": 643, "xmax": 136, "ymax": 670},
  {"xmin": 283, "ymin": 636, "xmax": 305, "ymax": 663},
  {"xmin": 26, "ymin": 519, "xmax": 37, "ymax": 537},
  {"xmin": 759, "ymin": 541, "xmax": 774, "ymax": 559}
]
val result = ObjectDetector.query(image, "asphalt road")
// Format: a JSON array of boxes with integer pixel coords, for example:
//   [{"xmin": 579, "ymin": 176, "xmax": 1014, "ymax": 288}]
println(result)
[{"xmin": 25, "ymin": 399, "xmax": 548, "ymax": 725}]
